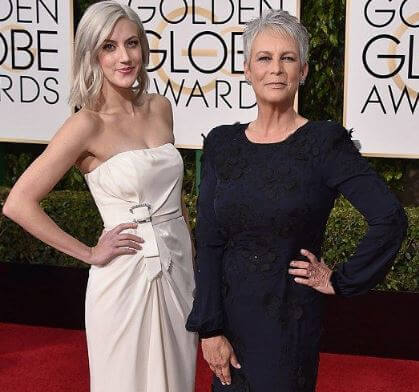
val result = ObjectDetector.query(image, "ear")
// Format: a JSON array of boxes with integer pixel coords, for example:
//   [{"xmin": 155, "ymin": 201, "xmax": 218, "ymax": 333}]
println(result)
[
  {"xmin": 301, "ymin": 63, "xmax": 309, "ymax": 81},
  {"xmin": 244, "ymin": 61, "xmax": 251, "ymax": 83}
]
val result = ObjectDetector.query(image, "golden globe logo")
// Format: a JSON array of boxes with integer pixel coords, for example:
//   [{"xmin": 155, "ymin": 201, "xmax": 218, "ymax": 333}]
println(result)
[
  {"xmin": 126, "ymin": 0, "xmax": 287, "ymax": 109},
  {"xmin": 361, "ymin": 0, "xmax": 418, "ymax": 114},
  {"xmin": 149, "ymin": 6, "xmax": 244, "ymax": 96},
  {"xmin": 0, "ymin": 1, "xmax": 61, "ymax": 105},
  {"xmin": 388, "ymin": 11, "xmax": 419, "ymax": 100}
]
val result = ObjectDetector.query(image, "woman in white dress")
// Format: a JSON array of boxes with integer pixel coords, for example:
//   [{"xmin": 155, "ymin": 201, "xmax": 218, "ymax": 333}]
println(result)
[{"xmin": 2, "ymin": 2, "xmax": 198, "ymax": 391}]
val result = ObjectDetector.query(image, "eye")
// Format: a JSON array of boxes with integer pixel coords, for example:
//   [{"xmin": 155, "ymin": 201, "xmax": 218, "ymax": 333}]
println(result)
[
  {"xmin": 282, "ymin": 55, "xmax": 296, "ymax": 62},
  {"xmin": 258, "ymin": 56, "xmax": 271, "ymax": 62},
  {"xmin": 127, "ymin": 39, "xmax": 139, "ymax": 48},
  {"xmin": 102, "ymin": 42, "xmax": 115, "ymax": 51}
]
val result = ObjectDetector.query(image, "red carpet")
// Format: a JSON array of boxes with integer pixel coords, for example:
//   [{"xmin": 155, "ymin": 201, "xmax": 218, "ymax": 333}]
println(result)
[{"xmin": 0, "ymin": 323, "xmax": 418, "ymax": 392}]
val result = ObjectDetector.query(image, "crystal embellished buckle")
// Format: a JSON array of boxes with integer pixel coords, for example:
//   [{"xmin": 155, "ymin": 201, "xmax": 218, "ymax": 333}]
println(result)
[{"xmin": 129, "ymin": 203, "xmax": 152, "ymax": 223}]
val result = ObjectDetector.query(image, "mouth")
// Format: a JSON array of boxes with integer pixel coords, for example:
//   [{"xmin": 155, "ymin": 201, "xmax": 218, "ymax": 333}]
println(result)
[
  {"xmin": 266, "ymin": 82, "xmax": 288, "ymax": 87},
  {"xmin": 117, "ymin": 66, "xmax": 135, "ymax": 74}
]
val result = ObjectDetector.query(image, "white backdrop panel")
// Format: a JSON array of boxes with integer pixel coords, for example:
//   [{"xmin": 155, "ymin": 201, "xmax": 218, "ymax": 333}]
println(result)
[
  {"xmin": 344, "ymin": 0, "xmax": 418, "ymax": 158},
  {"xmin": 0, "ymin": 0, "xmax": 73, "ymax": 143},
  {"xmin": 121, "ymin": 0, "xmax": 300, "ymax": 148}
]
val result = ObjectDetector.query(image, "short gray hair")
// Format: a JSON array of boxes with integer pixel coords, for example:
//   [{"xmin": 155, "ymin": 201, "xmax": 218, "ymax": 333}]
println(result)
[
  {"xmin": 243, "ymin": 10, "xmax": 309, "ymax": 66},
  {"xmin": 69, "ymin": 1, "xmax": 149, "ymax": 109}
]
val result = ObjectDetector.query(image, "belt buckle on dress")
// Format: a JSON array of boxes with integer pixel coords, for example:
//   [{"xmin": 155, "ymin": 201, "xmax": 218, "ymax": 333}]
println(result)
[{"xmin": 129, "ymin": 203, "xmax": 152, "ymax": 224}]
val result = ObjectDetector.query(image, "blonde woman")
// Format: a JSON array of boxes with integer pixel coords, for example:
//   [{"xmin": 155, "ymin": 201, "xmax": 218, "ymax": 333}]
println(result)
[{"xmin": 3, "ymin": 2, "xmax": 197, "ymax": 391}]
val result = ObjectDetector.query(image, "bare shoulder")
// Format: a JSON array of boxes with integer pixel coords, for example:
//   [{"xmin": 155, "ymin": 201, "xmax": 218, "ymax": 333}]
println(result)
[
  {"xmin": 144, "ymin": 93, "xmax": 174, "ymax": 143},
  {"xmin": 148, "ymin": 93, "xmax": 172, "ymax": 111},
  {"xmin": 147, "ymin": 93, "xmax": 173, "ymax": 122},
  {"xmin": 58, "ymin": 109, "xmax": 101, "ymax": 140},
  {"xmin": 44, "ymin": 109, "xmax": 103, "ymax": 162}
]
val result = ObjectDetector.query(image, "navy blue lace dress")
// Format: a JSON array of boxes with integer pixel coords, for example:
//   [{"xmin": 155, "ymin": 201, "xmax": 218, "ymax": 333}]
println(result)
[{"xmin": 186, "ymin": 121, "xmax": 407, "ymax": 392}]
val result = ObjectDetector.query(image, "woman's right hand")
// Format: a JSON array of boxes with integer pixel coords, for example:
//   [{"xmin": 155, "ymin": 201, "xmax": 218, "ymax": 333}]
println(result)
[
  {"xmin": 201, "ymin": 335, "xmax": 241, "ymax": 386},
  {"xmin": 87, "ymin": 222, "xmax": 144, "ymax": 266}
]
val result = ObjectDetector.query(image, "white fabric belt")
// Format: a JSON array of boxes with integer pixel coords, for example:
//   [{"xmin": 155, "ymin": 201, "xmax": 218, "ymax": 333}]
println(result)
[{"xmin": 129, "ymin": 204, "xmax": 182, "ymax": 281}]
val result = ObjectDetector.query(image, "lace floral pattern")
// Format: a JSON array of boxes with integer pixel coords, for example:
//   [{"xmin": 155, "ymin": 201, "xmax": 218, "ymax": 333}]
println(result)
[
  {"xmin": 260, "ymin": 164, "xmax": 300, "ymax": 201},
  {"xmin": 187, "ymin": 121, "xmax": 407, "ymax": 391},
  {"xmin": 214, "ymin": 144, "xmax": 248, "ymax": 182},
  {"xmin": 271, "ymin": 206, "xmax": 312, "ymax": 239}
]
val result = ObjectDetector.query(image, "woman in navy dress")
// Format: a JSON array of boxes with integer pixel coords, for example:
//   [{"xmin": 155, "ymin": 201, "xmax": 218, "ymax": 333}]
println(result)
[{"xmin": 186, "ymin": 10, "xmax": 407, "ymax": 392}]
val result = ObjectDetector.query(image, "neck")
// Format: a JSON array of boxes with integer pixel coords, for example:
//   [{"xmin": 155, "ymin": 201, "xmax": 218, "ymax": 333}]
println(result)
[
  {"xmin": 96, "ymin": 81, "xmax": 138, "ymax": 115},
  {"xmin": 252, "ymin": 102, "xmax": 300, "ymax": 139}
]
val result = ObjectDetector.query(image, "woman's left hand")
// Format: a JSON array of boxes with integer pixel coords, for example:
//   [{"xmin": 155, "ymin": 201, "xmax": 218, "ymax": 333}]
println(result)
[{"xmin": 289, "ymin": 249, "xmax": 335, "ymax": 295}]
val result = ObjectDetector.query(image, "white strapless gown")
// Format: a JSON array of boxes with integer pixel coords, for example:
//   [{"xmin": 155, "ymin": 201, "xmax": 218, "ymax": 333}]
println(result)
[{"xmin": 84, "ymin": 143, "xmax": 198, "ymax": 392}]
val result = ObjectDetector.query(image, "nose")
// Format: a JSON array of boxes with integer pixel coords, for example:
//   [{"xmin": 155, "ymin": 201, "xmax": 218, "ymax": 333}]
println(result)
[
  {"xmin": 119, "ymin": 46, "xmax": 131, "ymax": 64},
  {"xmin": 271, "ymin": 59, "xmax": 284, "ymax": 75}
]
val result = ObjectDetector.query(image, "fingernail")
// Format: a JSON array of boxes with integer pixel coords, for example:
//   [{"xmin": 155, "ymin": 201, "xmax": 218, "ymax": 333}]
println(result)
[
  {"xmin": 221, "ymin": 382, "xmax": 225, "ymax": 385},
  {"xmin": 300, "ymin": 249, "xmax": 307, "ymax": 255},
  {"xmin": 237, "ymin": 364, "xmax": 241, "ymax": 368},
  {"xmin": 290, "ymin": 261, "xmax": 295, "ymax": 266}
]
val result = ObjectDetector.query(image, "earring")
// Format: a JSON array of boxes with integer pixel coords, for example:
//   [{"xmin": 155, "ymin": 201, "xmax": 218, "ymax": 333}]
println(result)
[{"xmin": 299, "ymin": 79, "xmax": 305, "ymax": 86}]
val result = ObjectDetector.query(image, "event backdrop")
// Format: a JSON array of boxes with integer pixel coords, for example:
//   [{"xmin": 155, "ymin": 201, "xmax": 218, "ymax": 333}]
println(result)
[
  {"xmin": 0, "ymin": 0, "xmax": 299, "ymax": 147},
  {"xmin": 120, "ymin": 0, "xmax": 301, "ymax": 148},
  {"xmin": 344, "ymin": 0, "xmax": 418, "ymax": 158},
  {"xmin": 0, "ymin": 0, "xmax": 74, "ymax": 143},
  {"xmin": 1, "ymin": 1, "xmax": 417, "ymax": 155}
]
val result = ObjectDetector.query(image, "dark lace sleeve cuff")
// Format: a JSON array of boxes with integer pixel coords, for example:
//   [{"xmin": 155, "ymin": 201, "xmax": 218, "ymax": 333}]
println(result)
[
  {"xmin": 199, "ymin": 329, "xmax": 224, "ymax": 339},
  {"xmin": 330, "ymin": 270, "xmax": 344, "ymax": 297}
]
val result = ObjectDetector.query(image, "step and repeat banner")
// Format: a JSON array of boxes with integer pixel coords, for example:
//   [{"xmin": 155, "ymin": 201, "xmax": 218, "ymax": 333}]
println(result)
[
  {"xmin": 0, "ymin": 0, "xmax": 299, "ymax": 147},
  {"xmin": 122, "ymin": 0, "xmax": 300, "ymax": 148},
  {"xmin": 0, "ymin": 0, "xmax": 74, "ymax": 143},
  {"xmin": 0, "ymin": 0, "xmax": 417, "ymax": 156},
  {"xmin": 344, "ymin": 0, "xmax": 418, "ymax": 158}
]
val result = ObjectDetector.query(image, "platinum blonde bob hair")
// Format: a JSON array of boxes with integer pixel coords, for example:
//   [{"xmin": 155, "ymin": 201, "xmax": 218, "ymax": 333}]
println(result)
[
  {"xmin": 69, "ymin": 1, "xmax": 149, "ymax": 109},
  {"xmin": 243, "ymin": 10, "xmax": 309, "ymax": 66}
]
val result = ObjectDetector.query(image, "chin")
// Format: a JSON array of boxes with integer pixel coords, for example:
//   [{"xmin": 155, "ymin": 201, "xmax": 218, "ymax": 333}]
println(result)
[
  {"xmin": 110, "ymin": 78, "xmax": 137, "ymax": 90},
  {"xmin": 121, "ymin": 80, "xmax": 137, "ymax": 88},
  {"xmin": 260, "ymin": 93, "xmax": 294, "ymax": 106}
]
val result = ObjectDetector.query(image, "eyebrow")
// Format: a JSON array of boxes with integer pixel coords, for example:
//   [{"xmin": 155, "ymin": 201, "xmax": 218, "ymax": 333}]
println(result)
[
  {"xmin": 103, "ymin": 35, "xmax": 139, "ymax": 43},
  {"xmin": 255, "ymin": 50, "xmax": 298, "ymax": 55}
]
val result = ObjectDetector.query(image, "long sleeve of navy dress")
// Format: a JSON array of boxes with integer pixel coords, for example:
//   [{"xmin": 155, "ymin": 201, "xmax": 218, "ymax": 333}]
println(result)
[{"xmin": 186, "ymin": 121, "xmax": 407, "ymax": 392}]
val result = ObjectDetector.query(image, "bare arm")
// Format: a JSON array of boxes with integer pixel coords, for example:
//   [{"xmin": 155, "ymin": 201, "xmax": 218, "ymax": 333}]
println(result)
[{"xmin": 2, "ymin": 112, "xmax": 142, "ymax": 265}]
